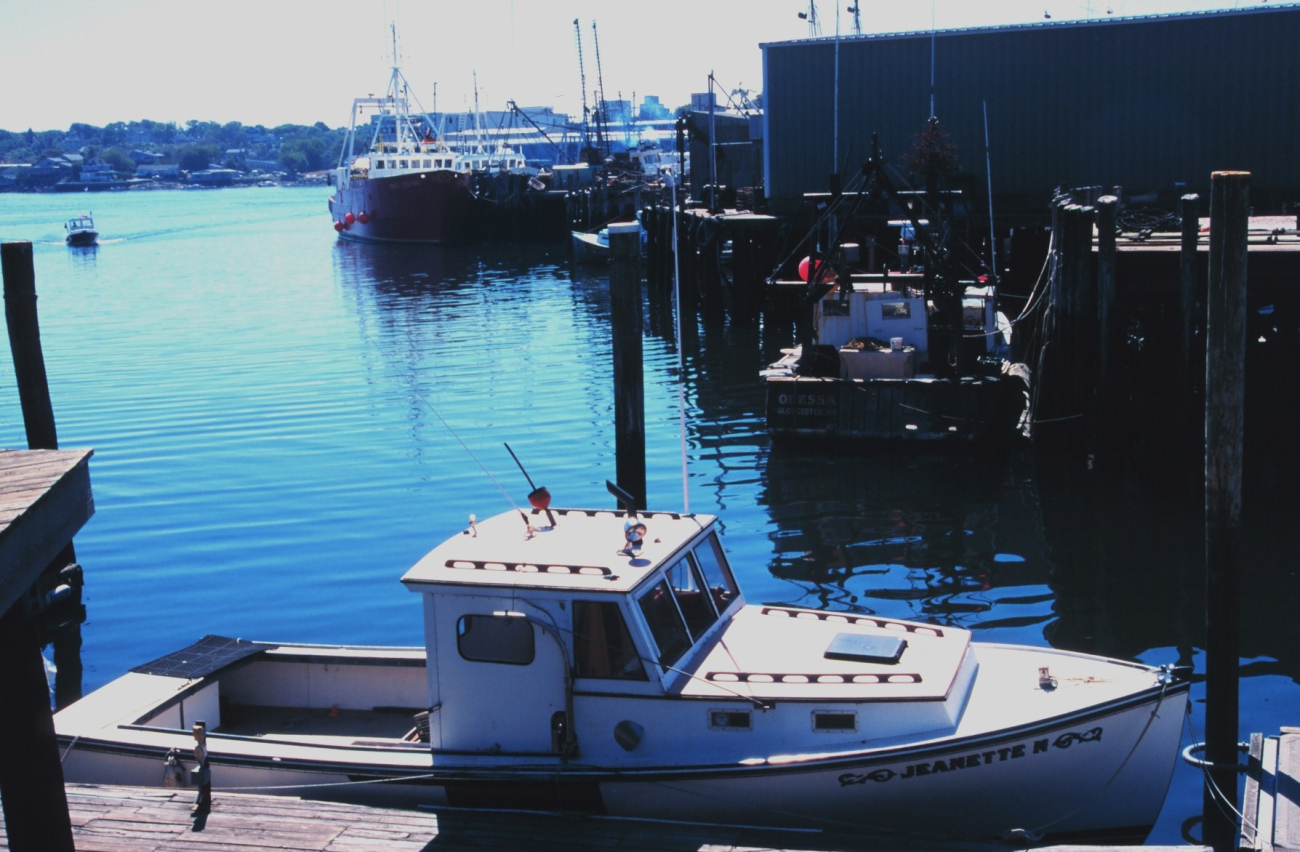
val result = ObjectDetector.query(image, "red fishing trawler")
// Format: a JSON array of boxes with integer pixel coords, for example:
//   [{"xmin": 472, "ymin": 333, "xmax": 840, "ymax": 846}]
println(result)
[{"xmin": 328, "ymin": 28, "xmax": 474, "ymax": 244}]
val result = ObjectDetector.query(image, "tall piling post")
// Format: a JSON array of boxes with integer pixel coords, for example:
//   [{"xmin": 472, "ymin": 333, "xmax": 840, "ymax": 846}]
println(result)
[
  {"xmin": 608, "ymin": 222, "xmax": 646, "ymax": 509},
  {"xmin": 0, "ymin": 241, "xmax": 76, "ymax": 852},
  {"xmin": 1180, "ymin": 194, "xmax": 1202, "ymax": 480},
  {"xmin": 1038, "ymin": 202, "xmax": 1095, "ymax": 453},
  {"xmin": 4, "ymin": 242, "xmax": 59, "ymax": 450},
  {"xmin": 1202, "ymin": 172, "xmax": 1248, "ymax": 852},
  {"xmin": 4, "ymin": 241, "xmax": 83, "ymax": 709},
  {"xmin": 1095, "ymin": 196, "xmax": 1118, "ymax": 464}
]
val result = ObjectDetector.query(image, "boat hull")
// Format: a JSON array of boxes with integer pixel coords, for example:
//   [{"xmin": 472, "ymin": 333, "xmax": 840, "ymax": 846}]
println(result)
[
  {"xmin": 57, "ymin": 674, "xmax": 1185, "ymax": 843},
  {"xmin": 66, "ymin": 232, "xmax": 98, "ymax": 247},
  {"xmin": 764, "ymin": 374, "xmax": 1024, "ymax": 443},
  {"xmin": 600, "ymin": 684, "xmax": 1187, "ymax": 842},
  {"xmin": 330, "ymin": 171, "xmax": 475, "ymax": 244},
  {"xmin": 570, "ymin": 231, "xmax": 609, "ymax": 265}
]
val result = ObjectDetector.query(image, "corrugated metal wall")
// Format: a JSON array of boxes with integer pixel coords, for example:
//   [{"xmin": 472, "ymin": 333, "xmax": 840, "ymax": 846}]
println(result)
[{"xmin": 762, "ymin": 6, "xmax": 1300, "ymax": 217}]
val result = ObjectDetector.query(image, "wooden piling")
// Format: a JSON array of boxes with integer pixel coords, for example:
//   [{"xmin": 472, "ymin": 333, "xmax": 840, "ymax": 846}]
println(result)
[
  {"xmin": 1179, "ymin": 194, "xmax": 1202, "ymax": 477},
  {"xmin": 0, "ymin": 608, "xmax": 75, "ymax": 851},
  {"xmin": 608, "ymin": 223, "xmax": 646, "ymax": 509},
  {"xmin": 1035, "ymin": 202, "xmax": 1095, "ymax": 452},
  {"xmin": 2, "ymin": 242, "xmax": 83, "ymax": 709},
  {"xmin": 0, "ymin": 447, "xmax": 93, "ymax": 852},
  {"xmin": 1202, "ymin": 171, "xmax": 1249, "ymax": 852},
  {"xmin": 3, "ymin": 243, "xmax": 58, "ymax": 450},
  {"xmin": 1095, "ymin": 196, "xmax": 1119, "ymax": 463}
]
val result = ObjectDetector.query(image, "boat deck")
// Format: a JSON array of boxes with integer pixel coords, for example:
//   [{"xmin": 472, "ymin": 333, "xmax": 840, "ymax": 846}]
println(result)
[{"xmin": 218, "ymin": 703, "xmax": 419, "ymax": 742}]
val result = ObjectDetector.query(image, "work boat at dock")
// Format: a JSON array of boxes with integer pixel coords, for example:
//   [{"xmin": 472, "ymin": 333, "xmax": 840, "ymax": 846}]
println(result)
[{"xmin": 55, "ymin": 502, "xmax": 1188, "ymax": 843}]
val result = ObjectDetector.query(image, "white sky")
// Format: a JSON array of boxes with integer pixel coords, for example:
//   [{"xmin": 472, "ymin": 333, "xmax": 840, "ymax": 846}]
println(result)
[{"xmin": 0, "ymin": 0, "xmax": 1271, "ymax": 132}]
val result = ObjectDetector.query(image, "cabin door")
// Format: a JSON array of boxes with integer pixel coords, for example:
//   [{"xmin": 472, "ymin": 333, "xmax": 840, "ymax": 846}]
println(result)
[{"xmin": 435, "ymin": 601, "xmax": 568, "ymax": 754}]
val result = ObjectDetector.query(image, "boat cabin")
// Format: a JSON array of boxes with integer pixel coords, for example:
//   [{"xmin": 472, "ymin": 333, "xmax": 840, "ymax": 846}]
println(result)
[
  {"xmin": 794, "ymin": 275, "xmax": 1007, "ymax": 381},
  {"xmin": 401, "ymin": 507, "xmax": 976, "ymax": 765},
  {"xmin": 401, "ymin": 508, "xmax": 739, "ymax": 755}
]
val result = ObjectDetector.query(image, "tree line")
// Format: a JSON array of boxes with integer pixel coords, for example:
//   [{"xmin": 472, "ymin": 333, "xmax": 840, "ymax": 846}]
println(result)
[{"xmin": 0, "ymin": 119, "xmax": 348, "ymax": 176}]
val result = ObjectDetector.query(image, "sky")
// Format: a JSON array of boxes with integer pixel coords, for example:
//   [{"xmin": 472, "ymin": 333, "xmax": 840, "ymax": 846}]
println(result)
[{"xmin": 0, "ymin": 0, "xmax": 1275, "ymax": 133}]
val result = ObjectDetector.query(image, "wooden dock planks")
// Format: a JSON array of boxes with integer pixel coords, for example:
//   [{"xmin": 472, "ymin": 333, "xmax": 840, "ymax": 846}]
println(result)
[
  {"xmin": 1241, "ymin": 727, "xmax": 1300, "ymax": 852},
  {"xmin": 0, "ymin": 783, "xmax": 1029, "ymax": 852},
  {"xmin": 0, "ymin": 783, "xmax": 1221, "ymax": 852},
  {"xmin": 0, "ymin": 447, "xmax": 94, "ymax": 615}
]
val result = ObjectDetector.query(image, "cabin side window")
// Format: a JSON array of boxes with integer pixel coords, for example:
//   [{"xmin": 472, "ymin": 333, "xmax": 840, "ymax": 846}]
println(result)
[
  {"xmin": 456, "ymin": 614, "xmax": 534, "ymax": 665},
  {"xmin": 637, "ymin": 580, "xmax": 692, "ymax": 667},
  {"xmin": 881, "ymin": 302, "xmax": 911, "ymax": 319},
  {"xmin": 692, "ymin": 533, "xmax": 739, "ymax": 613},
  {"xmin": 573, "ymin": 601, "xmax": 648, "ymax": 680}
]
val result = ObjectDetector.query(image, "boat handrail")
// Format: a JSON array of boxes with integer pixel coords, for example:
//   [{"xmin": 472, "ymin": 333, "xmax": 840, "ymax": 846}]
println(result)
[
  {"xmin": 117, "ymin": 723, "xmax": 429, "ymax": 753},
  {"xmin": 759, "ymin": 606, "xmax": 946, "ymax": 637}
]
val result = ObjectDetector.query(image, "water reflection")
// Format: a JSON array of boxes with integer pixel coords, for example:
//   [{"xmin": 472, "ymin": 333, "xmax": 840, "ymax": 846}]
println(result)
[
  {"xmin": 65, "ymin": 242, "xmax": 99, "ymax": 272},
  {"xmin": 759, "ymin": 447, "xmax": 1051, "ymax": 630}
]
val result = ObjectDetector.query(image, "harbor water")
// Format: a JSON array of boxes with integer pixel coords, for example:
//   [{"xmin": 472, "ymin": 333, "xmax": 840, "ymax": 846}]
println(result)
[{"xmin": 2, "ymin": 187, "xmax": 1296, "ymax": 845}]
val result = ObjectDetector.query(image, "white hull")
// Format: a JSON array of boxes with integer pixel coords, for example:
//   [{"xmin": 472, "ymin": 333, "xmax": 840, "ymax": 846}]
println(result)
[
  {"xmin": 56, "ymin": 639, "xmax": 1186, "ymax": 843},
  {"xmin": 601, "ymin": 687, "xmax": 1184, "ymax": 842}
]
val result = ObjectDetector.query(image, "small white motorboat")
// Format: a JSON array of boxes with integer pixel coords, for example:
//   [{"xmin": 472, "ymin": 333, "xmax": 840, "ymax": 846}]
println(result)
[
  {"xmin": 570, "ymin": 227, "xmax": 610, "ymax": 265},
  {"xmin": 64, "ymin": 213, "xmax": 98, "ymax": 247},
  {"xmin": 54, "ymin": 495, "xmax": 1188, "ymax": 843}
]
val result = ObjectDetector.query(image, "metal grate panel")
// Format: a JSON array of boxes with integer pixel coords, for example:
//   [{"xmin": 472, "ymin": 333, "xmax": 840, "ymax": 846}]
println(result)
[{"xmin": 132, "ymin": 634, "xmax": 266, "ymax": 678}]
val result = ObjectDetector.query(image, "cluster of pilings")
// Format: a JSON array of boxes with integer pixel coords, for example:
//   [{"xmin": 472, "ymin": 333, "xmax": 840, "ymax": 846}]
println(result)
[
  {"xmin": 567, "ymin": 180, "xmax": 671, "ymax": 237},
  {"xmin": 463, "ymin": 173, "xmax": 570, "ymax": 242},
  {"xmin": 1026, "ymin": 175, "xmax": 1300, "ymax": 494},
  {"xmin": 639, "ymin": 205, "xmax": 792, "ymax": 325}
]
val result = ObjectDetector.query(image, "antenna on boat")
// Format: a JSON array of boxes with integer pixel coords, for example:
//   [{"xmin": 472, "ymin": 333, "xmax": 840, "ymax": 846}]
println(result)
[
  {"xmin": 606, "ymin": 480, "xmax": 637, "ymax": 514},
  {"xmin": 983, "ymin": 100, "xmax": 998, "ymax": 284},
  {"xmin": 592, "ymin": 20, "xmax": 609, "ymax": 158},
  {"xmin": 574, "ymin": 19, "xmax": 590, "ymax": 153},
  {"xmin": 504, "ymin": 443, "xmax": 556, "ymax": 527},
  {"xmin": 669, "ymin": 176, "xmax": 689, "ymax": 514}
]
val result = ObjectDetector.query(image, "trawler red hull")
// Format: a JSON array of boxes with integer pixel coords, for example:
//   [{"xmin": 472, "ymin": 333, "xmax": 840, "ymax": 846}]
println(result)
[{"xmin": 330, "ymin": 170, "xmax": 475, "ymax": 244}]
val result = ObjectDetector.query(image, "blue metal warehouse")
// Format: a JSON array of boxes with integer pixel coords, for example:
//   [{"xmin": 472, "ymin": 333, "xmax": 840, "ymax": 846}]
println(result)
[{"xmin": 760, "ymin": 5, "xmax": 1300, "ymax": 219}]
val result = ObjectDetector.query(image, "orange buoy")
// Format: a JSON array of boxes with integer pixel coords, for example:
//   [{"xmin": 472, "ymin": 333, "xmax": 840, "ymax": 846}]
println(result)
[
  {"xmin": 357, "ymin": 211, "xmax": 370, "ymax": 224},
  {"xmin": 343, "ymin": 212, "xmax": 356, "ymax": 226},
  {"xmin": 334, "ymin": 221, "xmax": 344, "ymax": 232},
  {"xmin": 798, "ymin": 256, "xmax": 836, "ymax": 283}
]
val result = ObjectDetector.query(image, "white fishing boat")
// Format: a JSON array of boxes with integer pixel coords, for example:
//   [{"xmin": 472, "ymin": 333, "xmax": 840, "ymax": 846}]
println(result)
[
  {"xmin": 761, "ymin": 267, "xmax": 1024, "ymax": 442},
  {"xmin": 55, "ymin": 490, "xmax": 1188, "ymax": 843},
  {"xmin": 570, "ymin": 227, "xmax": 609, "ymax": 264},
  {"xmin": 761, "ymin": 140, "xmax": 1030, "ymax": 444}
]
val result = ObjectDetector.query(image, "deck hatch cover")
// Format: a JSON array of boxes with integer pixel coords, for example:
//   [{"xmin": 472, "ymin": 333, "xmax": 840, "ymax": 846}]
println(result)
[
  {"xmin": 824, "ymin": 633, "xmax": 907, "ymax": 665},
  {"xmin": 132, "ymin": 634, "xmax": 266, "ymax": 678}
]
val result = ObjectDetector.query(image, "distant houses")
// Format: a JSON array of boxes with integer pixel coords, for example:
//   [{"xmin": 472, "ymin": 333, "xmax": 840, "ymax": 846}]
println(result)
[
  {"xmin": 188, "ymin": 168, "xmax": 240, "ymax": 187},
  {"xmin": 136, "ymin": 163, "xmax": 182, "ymax": 180}
]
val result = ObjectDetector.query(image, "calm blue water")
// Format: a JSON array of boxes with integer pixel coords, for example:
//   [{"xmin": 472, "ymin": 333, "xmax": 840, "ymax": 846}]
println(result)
[{"xmin": 2, "ymin": 187, "xmax": 1295, "ymax": 844}]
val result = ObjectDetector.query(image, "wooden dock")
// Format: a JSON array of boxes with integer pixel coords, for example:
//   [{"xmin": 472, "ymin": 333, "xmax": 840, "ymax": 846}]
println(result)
[
  {"xmin": 0, "ymin": 782, "xmax": 1203, "ymax": 852},
  {"xmin": 1241, "ymin": 727, "xmax": 1300, "ymax": 852}
]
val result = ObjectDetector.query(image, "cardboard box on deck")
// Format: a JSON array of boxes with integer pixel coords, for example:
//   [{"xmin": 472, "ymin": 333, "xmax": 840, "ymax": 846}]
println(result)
[{"xmin": 840, "ymin": 345, "xmax": 916, "ymax": 379}]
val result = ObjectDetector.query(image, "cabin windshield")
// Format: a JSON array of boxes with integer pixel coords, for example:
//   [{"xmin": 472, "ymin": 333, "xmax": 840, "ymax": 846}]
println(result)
[
  {"xmin": 692, "ymin": 532, "xmax": 739, "ymax": 612},
  {"xmin": 666, "ymin": 557, "xmax": 717, "ymax": 638},
  {"xmin": 635, "ymin": 532, "xmax": 740, "ymax": 670},
  {"xmin": 573, "ymin": 601, "xmax": 648, "ymax": 680},
  {"xmin": 637, "ymin": 580, "xmax": 692, "ymax": 668}
]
